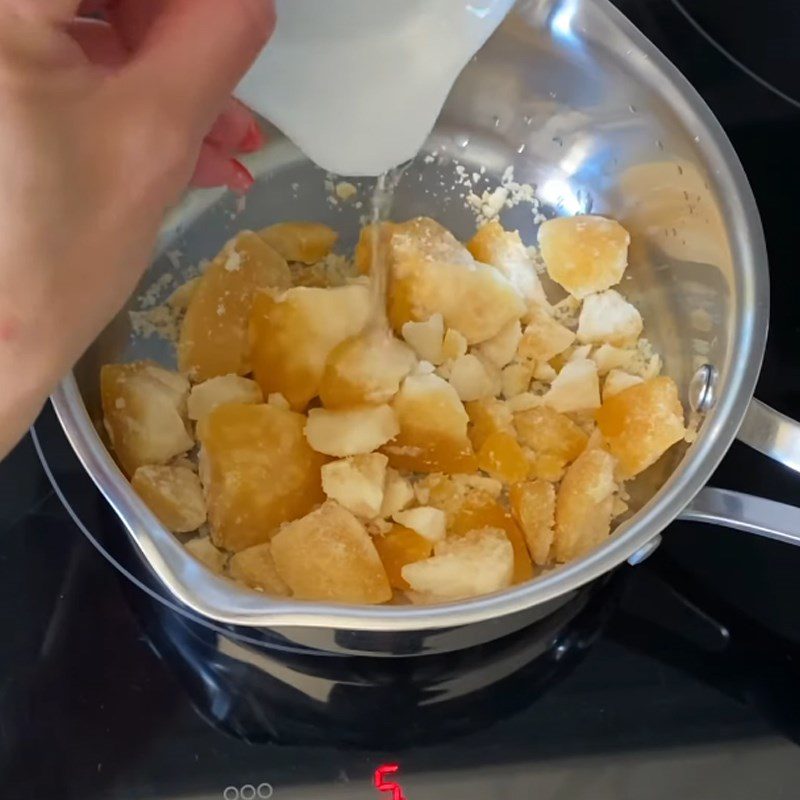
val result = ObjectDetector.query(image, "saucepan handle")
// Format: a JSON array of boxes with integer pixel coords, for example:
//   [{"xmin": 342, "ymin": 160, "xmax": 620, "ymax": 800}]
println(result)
[
  {"xmin": 678, "ymin": 399, "xmax": 800, "ymax": 545},
  {"xmin": 736, "ymin": 398, "xmax": 800, "ymax": 475},
  {"xmin": 679, "ymin": 487, "xmax": 800, "ymax": 546}
]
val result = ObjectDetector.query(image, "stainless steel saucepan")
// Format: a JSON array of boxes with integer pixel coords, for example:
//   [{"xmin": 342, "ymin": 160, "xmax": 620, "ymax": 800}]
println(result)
[{"xmin": 51, "ymin": 0, "xmax": 800, "ymax": 655}]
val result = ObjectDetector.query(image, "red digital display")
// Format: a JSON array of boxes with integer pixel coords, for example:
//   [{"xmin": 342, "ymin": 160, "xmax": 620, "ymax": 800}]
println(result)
[{"xmin": 374, "ymin": 764, "xmax": 407, "ymax": 800}]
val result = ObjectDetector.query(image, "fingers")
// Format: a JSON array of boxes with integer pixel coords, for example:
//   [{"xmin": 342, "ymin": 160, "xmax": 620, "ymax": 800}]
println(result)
[
  {"xmin": 61, "ymin": 0, "xmax": 270, "ymax": 197},
  {"xmin": 122, "ymin": 0, "xmax": 275, "ymax": 133},
  {"xmin": 207, "ymin": 100, "xmax": 263, "ymax": 153},
  {"xmin": 192, "ymin": 144, "xmax": 254, "ymax": 193},
  {"xmin": 194, "ymin": 100, "xmax": 263, "ymax": 192}
]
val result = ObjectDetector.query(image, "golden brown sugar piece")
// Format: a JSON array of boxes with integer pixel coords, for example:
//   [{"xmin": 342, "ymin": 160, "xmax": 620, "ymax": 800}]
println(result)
[
  {"xmin": 543, "ymin": 359, "xmax": 601, "ymax": 414},
  {"xmin": 466, "ymin": 398, "xmax": 515, "ymax": 451},
  {"xmin": 513, "ymin": 405, "xmax": 588, "ymax": 480},
  {"xmin": 305, "ymin": 405, "xmax": 400, "ymax": 457},
  {"xmin": 199, "ymin": 403, "xmax": 327, "ymax": 552},
  {"xmin": 509, "ymin": 480, "xmax": 556, "ymax": 566},
  {"xmin": 390, "ymin": 260, "xmax": 526, "ymax": 345},
  {"xmin": 320, "ymin": 453, "xmax": 388, "ymax": 519},
  {"xmin": 319, "ymin": 332, "xmax": 416, "ymax": 408},
  {"xmin": 448, "ymin": 354, "xmax": 498, "ymax": 402},
  {"xmin": 442, "ymin": 328, "xmax": 469, "ymax": 362},
  {"xmin": 249, "ymin": 284, "xmax": 371, "ymax": 410},
  {"xmin": 131, "ymin": 465, "xmax": 206, "ymax": 533},
  {"xmin": 449, "ymin": 494, "xmax": 533, "ymax": 584},
  {"xmin": 501, "ymin": 363, "xmax": 533, "ymax": 399},
  {"xmin": 517, "ymin": 303, "xmax": 575, "ymax": 362},
  {"xmin": 577, "ymin": 289, "xmax": 643, "ymax": 346},
  {"xmin": 271, "ymin": 502, "xmax": 392, "ymax": 603},
  {"xmin": 258, "ymin": 221, "xmax": 338, "ymax": 265},
  {"xmin": 538, "ymin": 214, "xmax": 631, "ymax": 298},
  {"xmin": 401, "ymin": 314, "xmax": 445, "ymax": 363},
  {"xmin": 372, "ymin": 524, "xmax": 434, "ymax": 590},
  {"xmin": 394, "ymin": 506, "xmax": 447, "ymax": 544},
  {"xmin": 132, "ymin": 464, "xmax": 206, "ymax": 533},
  {"xmin": 392, "ymin": 506, "xmax": 447, "ymax": 543},
  {"xmin": 596, "ymin": 375, "xmax": 686, "ymax": 479},
  {"xmin": 228, "ymin": 543, "xmax": 291, "ymax": 596},
  {"xmin": 592, "ymin": 344, "xmax": 635, "ymax": 375},
  {"xmin": 178, "ymin": 232, "xmax": 291, "ymax": 381},
  {"xmin": 476, "ymin": 432, "xmax": 530, "ymax": 485},
  {"xmin": 185, "ymin": 536, "xmax": 227, "ymax": 574},
  {"xmin": 390, "ymin": 217, "xmax": 475, "ymax": 266},
  {"xmin": 477, "ymin": 319, "xmax": 523, "ymax": 369},
  {"xmin": 388, "ymin": 217, "xmax": 526, "ymax": 344},
  {"xmin": 467, "ymin": 220, "xmax": 547, "ymax": 306},
  {"xmin": 554, "ymin": 448, "xmax": 617, "ymax": 562},
  {"xmin": 384, "ymin": 373, "xmax": 477, "ymax": 474},
  {"xmin": 526, "ymin": 453, "xmax": 568, "ymax": 482},
  {"xmin": 402, "ymin": 528, "xmax": 514, "ymax": 601},
  {"xmin": 187, "ymin": 375, "xmax": 263, "ymax": 422},
  {"xmin": 603, "ymin": 369, "xmax": 643, "ymax": 400},
  {"xmin": 101, "ymin": 362, "xmax": 193, "ymax": 476}
]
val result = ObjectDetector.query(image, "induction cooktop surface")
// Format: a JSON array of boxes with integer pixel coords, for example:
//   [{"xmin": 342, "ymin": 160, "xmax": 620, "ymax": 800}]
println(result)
[{"xmin": 2, "ymin": 1, "xmax": 800, "ymax": 798}]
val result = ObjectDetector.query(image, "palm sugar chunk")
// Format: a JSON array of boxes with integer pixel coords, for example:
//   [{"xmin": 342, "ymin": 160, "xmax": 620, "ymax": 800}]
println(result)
[
  {"xmin": 538, "ymin": 215, "xmax": 630, "ymax": 298},
  {"xmin": 249, "ymin": 284, "xmax": 371, "ymax": 410},
  {"xmin": 101, "ymin": 361, "xmax": 193, "ymax": 476},
  {"xmin": 305, "ymin": 405, "xmax": 400, "ymax": 457},
  {"xmin": 466, "ymin": 398, "xmax": 515, "ymax": 451},
  {"xmin": 383, "ymin": 373, "xmax": 477, "ymax": 474},
  {"xmin": 554, "ymin": 448, "xmax": 616, "ymax": 562},
  {"xmin": 513, "ymin": 405, "xmax": 588, "ymax": 480},
  {"xmin": 509, "ymin": 480, "xmax": 556, "ymax": 566},
  {"xmin": 187, "ymin": 375, "xmax": 263, "ymax": 422},
  {"xmin": 517, "ymin": 303, "xmax": 575, "ymax": 362},
  {"xmin": 388, "ymin": 217, "xmax": 525, "ymax": 344},
  {"xmin": 402, "ymin": 528, "xmax": 514, "ymax": 601},
  {"xmin": 131, "ymin": 464, "xmax": 206, "ymax": 533},
  {"xmin": 467, "ymin": 220, "xmax": 547, "ymax": 305},
  {"xmin": 178, "ymin": 231, "xmax": 291, "ymax": 381},
  {"xmin": 450, "ymin": 494, "xmax": 534, "ymax": 584},
  {"xmin": 185, "ymin": 536, "xmax": 227, "ymax": 574},
  {"xmin": 199, "ymin": 403, "xmax": 327, "ymax": 552},
  {"xmin": 228, "ymin": 542, "xmax": 290, "ymax": 596},
  {"xmin": 477, "ymin": 431, "xmax": 530, "ymax": 485},
  {"xmin": 319, "ymin": 332, "xmax": 416, "ymax": 408},
  {"xmin": 596, "ymin": 376, "xmax": 685, "ymax": 479},
  {"xmin": 258, "ymin": 221, "xmax": 338, "ymax": 265},
  {"xmin": 271, "ymin": 502, "xmax": 391, "ymax": 603},
  {"xmin": 373, "ymin": 524, "xmax": 434, "ymax": 590}
]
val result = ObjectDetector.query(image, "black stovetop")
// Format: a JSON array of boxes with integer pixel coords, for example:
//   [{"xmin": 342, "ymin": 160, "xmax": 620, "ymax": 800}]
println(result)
[{"xmin": 3, "ymin": 1, "xmax": 800, "ymax": 798}]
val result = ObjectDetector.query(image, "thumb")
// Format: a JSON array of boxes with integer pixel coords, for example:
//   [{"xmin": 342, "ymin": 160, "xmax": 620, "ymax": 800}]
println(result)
[{"xmin": 125, "ymin": 0, "xmax": 275, "ymax": 133}]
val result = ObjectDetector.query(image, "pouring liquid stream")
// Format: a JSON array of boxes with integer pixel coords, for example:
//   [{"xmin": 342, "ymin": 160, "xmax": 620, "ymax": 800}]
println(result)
[{"xmin": 367, "ymin": 168, "xmax": 405, "ymax": 336}]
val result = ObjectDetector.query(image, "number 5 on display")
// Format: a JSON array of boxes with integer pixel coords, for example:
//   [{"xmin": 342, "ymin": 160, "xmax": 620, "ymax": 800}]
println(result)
[{"xmin": 374, "ymin": 764, "xmax": 407, "ymax": 800}]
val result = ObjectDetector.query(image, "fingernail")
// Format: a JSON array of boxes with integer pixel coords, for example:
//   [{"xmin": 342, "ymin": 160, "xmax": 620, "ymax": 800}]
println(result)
[
  {"xmin": 239, "ymin": 119, "xmax": 264, "ymax": 153},
  {"xmin": 228, "ymin": 159, "xmax": 255, "ymax": 193}
]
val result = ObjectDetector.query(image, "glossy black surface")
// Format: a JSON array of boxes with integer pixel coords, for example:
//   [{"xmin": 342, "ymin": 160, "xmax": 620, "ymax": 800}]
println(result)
[{"xmin": 2, "ymin": 1, "xmax": 800, "ymax": 797}]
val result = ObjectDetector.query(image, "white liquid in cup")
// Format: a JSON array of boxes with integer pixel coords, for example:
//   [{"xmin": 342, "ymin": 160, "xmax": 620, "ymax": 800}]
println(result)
[{"xmin": 235, "ymin": 0, "xmax": 515, "ymax": 176}]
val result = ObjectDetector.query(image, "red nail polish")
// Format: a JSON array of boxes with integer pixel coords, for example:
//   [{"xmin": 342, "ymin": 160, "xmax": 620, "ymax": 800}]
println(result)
[
  {"xmin": 228, "ymin": 159, "xmax": 255, "ymax": 193},
  {"xmin": 239, "ymin": 119, "xmax": 264, "ymax": 153}
]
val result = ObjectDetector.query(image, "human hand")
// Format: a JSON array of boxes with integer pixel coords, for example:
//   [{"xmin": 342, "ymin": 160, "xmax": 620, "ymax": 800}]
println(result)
[{"xmin": 0, "ymin": 0, "xmax": 275, "ymax": 458}]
